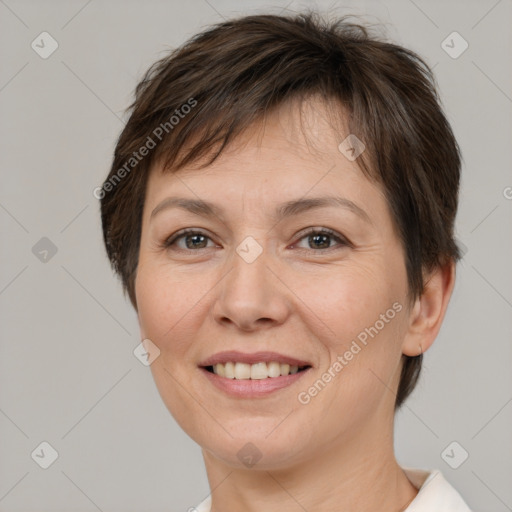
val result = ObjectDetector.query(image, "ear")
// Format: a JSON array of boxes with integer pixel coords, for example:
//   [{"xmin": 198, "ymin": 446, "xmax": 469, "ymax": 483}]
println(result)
[{"xmin": 401, "ymin": 260, "xmax": 456, "ymax": 356}]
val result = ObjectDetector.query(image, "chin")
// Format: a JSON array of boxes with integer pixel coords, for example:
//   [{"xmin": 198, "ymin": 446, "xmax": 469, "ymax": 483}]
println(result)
[
  {"xmin": 197, "ymin": 418, "xmax": 313, "ymax": 470},
  {"xmin": 204, "ymin": 439, "xmax": 307, "ymax": 471}
]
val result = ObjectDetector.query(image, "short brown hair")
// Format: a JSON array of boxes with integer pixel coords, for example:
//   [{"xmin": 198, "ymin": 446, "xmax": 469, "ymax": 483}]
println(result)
[{"xmin": 100, "ymin": 11, "xmax": 461, "ymax": 409}]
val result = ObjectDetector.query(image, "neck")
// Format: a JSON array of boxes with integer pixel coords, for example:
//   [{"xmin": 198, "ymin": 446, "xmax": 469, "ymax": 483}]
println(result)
[{"xmin": 202, "ymin": 415, "xmax": 418, "ymax": 512}]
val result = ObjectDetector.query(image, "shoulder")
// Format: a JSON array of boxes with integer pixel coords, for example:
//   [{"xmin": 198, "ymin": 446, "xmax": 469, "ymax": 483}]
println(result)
[{"xmin": 402, "ymin": 467, "xmax": 472, "ymax": 511}]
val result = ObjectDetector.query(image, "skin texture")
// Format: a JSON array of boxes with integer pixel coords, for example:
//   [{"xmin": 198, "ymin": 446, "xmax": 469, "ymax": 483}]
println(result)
[{"xmin": 135, "ymin": 97, "xmax": 455, "ymax": 511}]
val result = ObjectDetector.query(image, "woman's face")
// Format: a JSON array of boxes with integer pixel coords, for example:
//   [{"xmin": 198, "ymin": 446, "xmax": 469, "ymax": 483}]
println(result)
[{"xmin": 135, "ymin": 99, "xmax": 413, "ymax": 469}]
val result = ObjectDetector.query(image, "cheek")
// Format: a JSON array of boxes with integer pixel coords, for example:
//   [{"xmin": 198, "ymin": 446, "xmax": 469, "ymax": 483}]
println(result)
[
  {"xmin": 135, "ymin": 261, "xmax": 220, "ymax": 358},
  {"xmin": 296, "ymin": 261, "xmax": 406, "ymax": 398},
  {"xmin": 135, "ymin": 263, "xmax": 212, "ymax": 437},
  {"xmin": 296, "ymin": 261, "xmax": 402, "ymax": 342}
]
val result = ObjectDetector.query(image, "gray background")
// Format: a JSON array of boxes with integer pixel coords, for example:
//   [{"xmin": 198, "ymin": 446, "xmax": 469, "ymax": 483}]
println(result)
[{"xmin": 0, "ymin": 0, "xmax": 511, "ymax": 510}]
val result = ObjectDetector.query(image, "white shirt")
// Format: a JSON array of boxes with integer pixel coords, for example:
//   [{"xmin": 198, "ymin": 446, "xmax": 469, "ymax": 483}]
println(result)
[{"xmin": 192, "ymin": 467, "xmax": 472, "ymax": 511}]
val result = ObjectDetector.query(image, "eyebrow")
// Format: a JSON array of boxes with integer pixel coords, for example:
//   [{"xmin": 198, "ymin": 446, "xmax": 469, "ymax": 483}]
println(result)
[{"xmin": 150, "ymin": 195, "xmax": 372, "ymax": 225}]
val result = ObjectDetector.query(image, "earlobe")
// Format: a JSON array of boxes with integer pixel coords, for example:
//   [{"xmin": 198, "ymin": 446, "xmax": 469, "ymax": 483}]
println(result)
[{"xmin": 401, "ymin": 260, "xmax": 456, "ymax": 357}]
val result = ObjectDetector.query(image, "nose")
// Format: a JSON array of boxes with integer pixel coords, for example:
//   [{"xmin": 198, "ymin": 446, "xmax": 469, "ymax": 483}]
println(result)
[{"xmin": 212, "ymin": 241, "xmax": 291, "ymax": 332}]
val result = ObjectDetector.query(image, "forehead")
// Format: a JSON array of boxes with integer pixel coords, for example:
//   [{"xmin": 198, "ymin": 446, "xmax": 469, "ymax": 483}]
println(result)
[
  {"xmin": 152, "ymin": 97, "xmax": 355, "ymax": 176},
  {"xmin": 144, "ymin": 96, "xmax": 386, "ymax": 221}
]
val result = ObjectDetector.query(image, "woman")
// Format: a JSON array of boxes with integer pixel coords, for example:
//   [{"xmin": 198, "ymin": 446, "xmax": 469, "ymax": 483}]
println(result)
[{"xmin": 99, "ymin": 11, "xmax": 472, "ymax": 511}]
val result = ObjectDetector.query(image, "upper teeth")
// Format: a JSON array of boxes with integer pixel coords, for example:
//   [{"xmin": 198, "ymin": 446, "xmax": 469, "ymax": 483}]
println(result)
[{"xmin": 213, "ymin": 362, "xmax": 302, "ymax": 379}]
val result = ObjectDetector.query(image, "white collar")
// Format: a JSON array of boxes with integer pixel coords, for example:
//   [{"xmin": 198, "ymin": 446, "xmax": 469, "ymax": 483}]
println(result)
[{"xmin": 401, "ymin": 467, "xmax": 472, "ymax": 511}]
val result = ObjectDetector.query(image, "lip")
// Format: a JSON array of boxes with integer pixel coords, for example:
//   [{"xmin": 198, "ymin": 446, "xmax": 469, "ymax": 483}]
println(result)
[
  {"xmin": 199, "ymin": 350, "xmax": 312, "ymax": 367},
  {"xmin": 200, "ymin": 366, "xmax": 312, "ymax": 398}
]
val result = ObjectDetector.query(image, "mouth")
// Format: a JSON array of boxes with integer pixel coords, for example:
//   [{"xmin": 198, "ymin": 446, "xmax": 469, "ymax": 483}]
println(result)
[
  {"xmin": 198, "ymin": 351, "xmax": 313, "ymax": 397},
  {"xmin": 202, "ymin": 362, "xmax": 311, "ymax": 379}
]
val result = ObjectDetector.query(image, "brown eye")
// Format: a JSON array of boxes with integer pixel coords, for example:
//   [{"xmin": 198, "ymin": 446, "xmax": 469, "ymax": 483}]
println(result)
[
  {"xmin": 292, "ymin": 228, "xmax": 349, "ymax": 251},
  {"xmin": 163, "ymin": 230, "xmax": 214, "ymax": 250}
]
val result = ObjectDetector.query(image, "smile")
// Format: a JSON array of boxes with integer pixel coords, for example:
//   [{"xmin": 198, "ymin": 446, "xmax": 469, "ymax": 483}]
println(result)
[
  {"xmin": 206, "ymin": 361, "xmax": 310, "ymax": 379},
  {"xmin": 198, "ymin": 350, "xmax": 312, "ymax": 397}
]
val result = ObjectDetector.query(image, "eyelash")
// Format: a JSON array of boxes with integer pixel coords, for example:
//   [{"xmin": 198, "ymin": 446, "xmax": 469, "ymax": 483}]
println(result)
[{"xmin": 160, "ymin": 227, "xmax": 350, "ymax": 253}]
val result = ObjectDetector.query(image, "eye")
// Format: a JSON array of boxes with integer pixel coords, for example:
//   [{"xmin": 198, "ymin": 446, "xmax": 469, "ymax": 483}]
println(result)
[
  {"xmin": 162, "ymin": 229, "xmax": 216, "ymax": 250},
  {"xmin": 160, "ymin": 227, "xmax": 350, "ymax": 252},
  {"xmin": 291, "ymin": 227, "xmax": 349, "ymax": 251}
]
